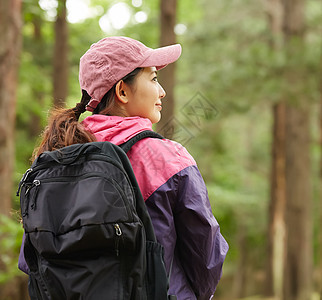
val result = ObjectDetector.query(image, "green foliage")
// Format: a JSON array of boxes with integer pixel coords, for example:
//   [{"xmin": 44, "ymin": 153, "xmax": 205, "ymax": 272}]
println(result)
[
  {"xmin": 183, "ymin": 104, "xmax": 271, "ymax": 270},
  {"xmin": 0, "ymin": 215, "xmax": 24, "ymax": 284},
  {"xmin": 178, "ymin": 0, "xmax": 321, "ymax": 113}
]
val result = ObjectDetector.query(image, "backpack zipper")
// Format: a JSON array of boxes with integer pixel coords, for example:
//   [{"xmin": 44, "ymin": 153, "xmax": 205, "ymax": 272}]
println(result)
[
  {"xmin": 21, "ymin": 179, "xmax": 41, "ymax": 217},
  {"xmin": 114, "ymin": 223, "xmax": 122, "ymax": 256},
  {"xmin": 36, "ymin": 252, "xmax": 50, "ymax": 297},
  {"xmin": 22, "ymin": 173, "xmax": 133, "ymax": 220},
  {"xmin": 30, "ymin": 180, "xmax": 41, "ymax": 210}
]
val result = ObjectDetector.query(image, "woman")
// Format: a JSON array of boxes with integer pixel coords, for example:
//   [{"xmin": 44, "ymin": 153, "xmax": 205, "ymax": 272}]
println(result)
[{"xmin": 19, "ymin": 36, "xmax": 229, "ymax": 299}]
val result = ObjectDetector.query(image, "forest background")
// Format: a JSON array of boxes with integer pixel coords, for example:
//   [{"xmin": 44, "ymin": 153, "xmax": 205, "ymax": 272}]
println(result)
[{"xmin": 0, "ymin": 0, "xmax": 321, "ymax": 299}]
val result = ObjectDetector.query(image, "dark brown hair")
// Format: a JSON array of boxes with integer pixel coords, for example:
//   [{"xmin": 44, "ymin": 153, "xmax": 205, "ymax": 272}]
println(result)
[{"xmin": 33, "ymin": 68, "xmax": 143, "ymax": 160}]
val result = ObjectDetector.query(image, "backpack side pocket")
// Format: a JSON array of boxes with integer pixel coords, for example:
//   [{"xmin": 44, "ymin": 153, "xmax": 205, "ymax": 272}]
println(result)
[
  {"xmin": 145, "ymin": 241, "xmax": 169, "ymax": 300},
  {"xmin": 28, "ymin": 274, "xmax": 43, "ymax": 300}
]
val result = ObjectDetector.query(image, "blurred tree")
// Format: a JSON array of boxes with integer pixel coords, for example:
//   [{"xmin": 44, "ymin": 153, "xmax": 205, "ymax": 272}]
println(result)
[
  {"xmin": 233, "ymin": 221, "xmax": 247, "ymax": 298},
  {"xmin": 0, "ymin": 0, "xmax": 22, "ymax": 215},
  {"xmin": 15, "ymin": 0, "xmax": 54, "ymax": 182},
  {"xmin": 29, "ymin": 13, "xmax": 43, "ymax": 137},
  {"xmin": 25, "ymin": 1, "xmax": 46, "ymax": 138},
  {"xmin": 266, "ymin": 0, "xmax": 287, "ymax": 298},
  {"xmin": 0, "ymin": 1, "xmax": 27, "ymax": 299},
  {"xmin": 267, "ymin": 0, "xmax": 313, "ymax": 299},
  {"xmin": 53, "ymin": 0, "xmax": 68, "ymax": 107},
  {"xmin": 156, "ymin": 0, "xmax": 177, "ymax": 139},
  {"xmin": 319, "ymin": 44, "xmax": 322, "ymax": 297},
  {"xmin": 282, "ymin": 0, "xmax": 313, "ymax": 299},
  {"xmin": 268, "ymin": 102, "xmax": 287, "ymax": 297}
]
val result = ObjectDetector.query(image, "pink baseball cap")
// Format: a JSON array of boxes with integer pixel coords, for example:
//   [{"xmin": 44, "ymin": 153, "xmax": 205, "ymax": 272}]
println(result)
[{"xmin": 79, "ymin": 36, "xmax": 182, "ymax": 112}]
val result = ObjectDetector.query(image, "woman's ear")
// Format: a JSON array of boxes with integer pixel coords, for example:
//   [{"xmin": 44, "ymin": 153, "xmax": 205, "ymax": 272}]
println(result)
[{"xmin": 115, "ymin": 80, "xmax": 128, "ymax": 104}]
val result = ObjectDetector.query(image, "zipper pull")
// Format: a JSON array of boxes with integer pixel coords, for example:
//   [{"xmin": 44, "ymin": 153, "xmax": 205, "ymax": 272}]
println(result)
[
  {"xmin": 114, "ymin": 223, "xmax": 122, "ymax": 236},
  {"xmin": 30, "ymin": 180, "xmax": 41, "ymax": 210},
  {"xmin": 21, "ymin": 183, "xmax": 33, "ymax": 217},
  {"xmin": 16, "ymin": 168, "xmax": 33, "ymax": 196},
  {"xmin": 114, "ymin": 223, "xmax": 122, "ymax": 256}
]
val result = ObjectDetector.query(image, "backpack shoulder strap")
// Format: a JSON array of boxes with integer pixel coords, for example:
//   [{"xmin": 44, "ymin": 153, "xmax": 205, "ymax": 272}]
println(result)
[
  {"xmin": 118, "ymin": 130, "xmax": 163, "ymax": 242},
  {"xmin": 119, "ymin": 130, "xmax": 164, "ymax": 153}
]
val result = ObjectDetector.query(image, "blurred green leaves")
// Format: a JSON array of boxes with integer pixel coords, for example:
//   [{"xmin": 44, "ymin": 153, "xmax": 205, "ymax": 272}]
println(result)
[{"xmin": 0, "ymin": 215, "xmax": 24, "ymax": 283}]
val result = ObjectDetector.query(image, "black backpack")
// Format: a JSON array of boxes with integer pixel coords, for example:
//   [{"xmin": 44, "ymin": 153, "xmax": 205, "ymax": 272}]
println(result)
[{"xmin": 17, "ymin": 130, "xmax": 174, "ymax": 300}]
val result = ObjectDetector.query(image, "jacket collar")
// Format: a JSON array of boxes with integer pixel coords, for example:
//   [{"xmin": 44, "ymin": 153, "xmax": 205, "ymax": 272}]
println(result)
[{"xmin": 82, "ymin": 115, "xmax": 153, "ymax": 145}]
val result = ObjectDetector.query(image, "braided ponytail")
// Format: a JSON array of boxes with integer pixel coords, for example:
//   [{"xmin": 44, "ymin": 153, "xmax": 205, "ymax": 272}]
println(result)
[{"xmin": 33, "ymin": 90, "xmax": 96, "ymax": 160}]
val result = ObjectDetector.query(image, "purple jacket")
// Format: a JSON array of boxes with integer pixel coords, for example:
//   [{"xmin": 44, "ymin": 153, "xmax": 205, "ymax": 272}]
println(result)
[{"xmin": 19, "ymin": 116, "xmax": 228, "ymax": 300}]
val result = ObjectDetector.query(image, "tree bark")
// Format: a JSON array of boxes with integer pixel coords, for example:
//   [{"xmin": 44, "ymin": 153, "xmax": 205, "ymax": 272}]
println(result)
[
  {"xmin": 283, "ymin": 103, "xmax": 312, "ymax": 300},
  {"xmin": 268, "ymin": 103, "xmax": 287, "ymax": 298},
  {"xmin": 267, "ymin": 0, "xmax": 312, "ymax": 299},
  {"xmin": 266, "ymin": 1, "xmax": 287, "ymax": 297},
  {"xmin": 156, "ymin": 0, "xmax": 177, "ymax": 139},
  {"xmin": 28, "ymin": 15, "xmax": 44, "ymax": 138},
  {"xmin": 318, "ymin": 37, "xmax": 322, "ymax": 299},
  {"xmin": 53, "ymin": 0, "xmax": 68, "ymax": 108},
  {"xmin": 233, "ymin": 221, "xmax": 247, "ymax": 298},
  {"xmin": 282, "ymin": 1, "xmax": 312, "ymax": 299},
  {"xmin": 0, "ymin": 0, "xmax": 22, "ymax": 215}
]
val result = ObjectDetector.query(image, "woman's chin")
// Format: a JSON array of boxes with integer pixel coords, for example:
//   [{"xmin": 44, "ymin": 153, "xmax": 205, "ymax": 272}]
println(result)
[{"xmin": 150, "ymin": 113, "xmax": 161, "ymax": 124}]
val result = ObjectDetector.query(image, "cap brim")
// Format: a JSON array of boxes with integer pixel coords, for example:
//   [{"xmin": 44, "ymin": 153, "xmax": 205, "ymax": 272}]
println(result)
[{"xmin": 139, "ymin": 44, "xmax": 182, "ymax": 70}]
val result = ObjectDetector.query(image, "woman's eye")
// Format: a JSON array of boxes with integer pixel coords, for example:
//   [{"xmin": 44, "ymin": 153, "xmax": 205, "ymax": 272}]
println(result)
[{"xmin": 152, "ymin": 77, "xmax": 158, "ymax": 82}]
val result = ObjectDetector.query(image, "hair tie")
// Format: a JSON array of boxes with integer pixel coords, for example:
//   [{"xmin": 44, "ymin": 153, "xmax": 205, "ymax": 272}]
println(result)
[
  {"xmin": 75, "ymin": 102, "xmax": 86, "ymax": 113},
  {"xmin": 73, "ymin": 102, "xmax": 87, "ymax": 120}
]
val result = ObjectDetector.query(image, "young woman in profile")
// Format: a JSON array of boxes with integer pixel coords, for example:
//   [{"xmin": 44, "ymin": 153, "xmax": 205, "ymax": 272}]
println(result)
[{"xmin": 19, "ymin": 36, "xmax": 228, "ymax": 300}]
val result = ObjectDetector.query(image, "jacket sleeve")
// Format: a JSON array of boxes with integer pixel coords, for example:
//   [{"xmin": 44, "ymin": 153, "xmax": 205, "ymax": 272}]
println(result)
[
  {"xmin": 174, "ymin": 165, "xmax": 229, "ymax": 299},
  {"xmin": 18, "ymin": 232, "xmax": 30, "ymax": 274}
]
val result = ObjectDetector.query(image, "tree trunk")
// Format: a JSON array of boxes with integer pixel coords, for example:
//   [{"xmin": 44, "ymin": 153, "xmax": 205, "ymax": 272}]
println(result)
[
  {"xmin": 267, "ymin": 0, "xmax": 312, "ymax": 299},
  {"xmin": 28, "ymin": 15, "xmax": 44, "ymax": 138},
  {"xmin": 156, "ymin": 0, "xmax": 177, "ymax": 139},
  {"xmin": 53, "ymin": 0, "xmax": 68, "ymax": 108},
  {"xmin": 282, "ymin": 1, "xmax": 312, "ymax": 300},
  {"xmin": 266, "ymin": 1, "xmax": 287, "ymax": 297},
  {"xmin": 0, "ymin": 0, "xmax": 22, "ymax": 215},
  {"xmin": 233, "ymin": 221, "xmax": 247, "ymax": 298},
  {"xmin": 268, "ymin": 103, "xmax": 287, "ymax": 298},
  {"xmin": 283, "ymin": 103, "xmax": 312, "ymax": 300},
  {"xmin": 318, "ymin": 38, "xmax": 322, "ymax": 299}
]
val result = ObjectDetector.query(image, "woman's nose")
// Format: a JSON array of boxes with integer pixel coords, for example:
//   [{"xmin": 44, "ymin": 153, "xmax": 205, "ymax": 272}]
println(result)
[{"xmin": 158, "ymin": 83, "xmax": 166, "ymax": 99}]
